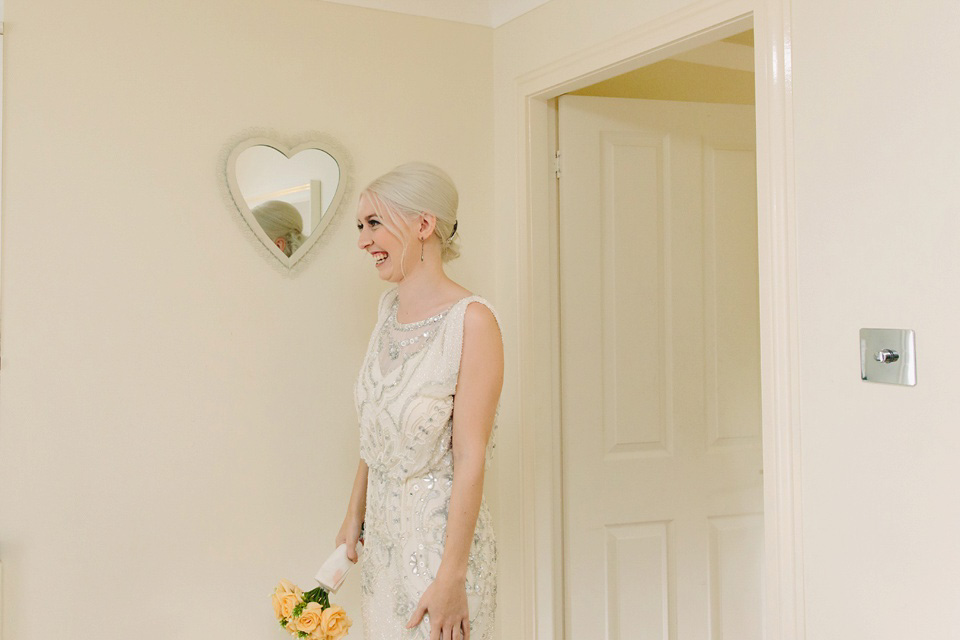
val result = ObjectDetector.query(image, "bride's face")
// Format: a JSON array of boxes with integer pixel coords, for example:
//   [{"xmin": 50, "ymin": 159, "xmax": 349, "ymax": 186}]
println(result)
[{"xmin": 356, "ymin": 193, "xmax": 412, "ymax": 283}]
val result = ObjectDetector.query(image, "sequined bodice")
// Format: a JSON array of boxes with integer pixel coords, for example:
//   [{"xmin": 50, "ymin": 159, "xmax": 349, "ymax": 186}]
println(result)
[
  {"xmin": 378, "ymin": 298, "xmax": 452, "ymax": 376},
  {"xmin": 353, "ymin": 287, "xmax": 499, "ymax": 640}
]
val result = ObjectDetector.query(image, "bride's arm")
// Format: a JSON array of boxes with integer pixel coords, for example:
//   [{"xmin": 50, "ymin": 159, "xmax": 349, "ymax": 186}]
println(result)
[
  {"xmin": 406, "ymin": 302, "xmax": 504, "ymax": 636},
  {"xmin": 439, "ymin": 303, "xmax": 503, "ymax": 582},
  {"xmin": 336, "ymin": 458, "xmax": 368, "ymax": 562}
]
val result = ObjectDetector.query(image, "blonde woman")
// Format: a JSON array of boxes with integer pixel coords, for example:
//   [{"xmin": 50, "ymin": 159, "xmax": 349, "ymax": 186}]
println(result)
[{"xmin": 337, "ymin": 162, "xmax": 503, "ymax": 640}]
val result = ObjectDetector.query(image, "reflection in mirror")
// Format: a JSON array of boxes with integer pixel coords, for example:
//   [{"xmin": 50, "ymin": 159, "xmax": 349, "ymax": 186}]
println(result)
[
  {"xmin": 234, "ymin": 145, "xmax": 341, "ymax": 253},
  {"xmin": 251, "ymin": 200, "xmax": 305, "ymax": 257}
]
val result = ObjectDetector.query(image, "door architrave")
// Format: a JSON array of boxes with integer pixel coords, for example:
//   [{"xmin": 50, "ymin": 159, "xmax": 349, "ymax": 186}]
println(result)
[{"xmin": 513, "ymin": 1, "xmax": 804, "ymax": 638}]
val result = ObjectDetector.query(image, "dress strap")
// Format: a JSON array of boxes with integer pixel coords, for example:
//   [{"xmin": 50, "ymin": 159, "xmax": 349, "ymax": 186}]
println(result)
[{"xmin": 457, "ymin": 296, "xmax": 503, "ymax": 336}]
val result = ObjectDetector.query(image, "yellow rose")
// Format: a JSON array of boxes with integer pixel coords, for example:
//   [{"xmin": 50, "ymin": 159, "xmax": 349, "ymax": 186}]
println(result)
[
  {"xmin": 272, "ymin": 592, "xmax": 284, "ymax": 620},
  {"xmin": 296, "ymin": 602, "xmax": 325, "ymax": 634},
  {"xmin": 320, "ymin": 605, "xmax": 352, "ymax": 640},
  {"xmin": 275, "ymin": 580, "xmax": 303, "ymax": 608},
  {"xmin": 275, "ymin": 579, "xmax": 298, "ymax": 597},
  {"xmin": 280, "ymin": 592, "xmax": 301, "ymax": 619}
]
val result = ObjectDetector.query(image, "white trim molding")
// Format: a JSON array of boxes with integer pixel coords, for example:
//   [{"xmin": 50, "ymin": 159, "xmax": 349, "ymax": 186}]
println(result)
[
  {"xmin": 753, "ymin": 0, "xmax": 806, "ymax": 637},
  {"xmin": 513, "ymin": 0, "xmax": 804, "ymax": 638}
]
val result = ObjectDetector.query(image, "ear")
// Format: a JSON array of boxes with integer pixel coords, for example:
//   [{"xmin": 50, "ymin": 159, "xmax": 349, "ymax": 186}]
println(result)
[
  {"xmin": 418, "ymin": 213, "xmax": 437, "ymax": 238},
  {"xmin": 274, "ymin": 237, "xmax": 288, "ymax": 252}
]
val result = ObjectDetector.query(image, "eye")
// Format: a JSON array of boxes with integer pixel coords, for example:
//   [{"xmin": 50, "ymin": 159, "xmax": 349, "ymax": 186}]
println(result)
[{"xmin": 368, "ymin": 219, "xmax": 380, "ymax": 227}]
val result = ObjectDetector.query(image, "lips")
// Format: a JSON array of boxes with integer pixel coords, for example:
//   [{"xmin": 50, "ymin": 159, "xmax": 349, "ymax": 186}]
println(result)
[{"xmin": 371, "ymin": 251, "xmax": 388, "ymax": 266}]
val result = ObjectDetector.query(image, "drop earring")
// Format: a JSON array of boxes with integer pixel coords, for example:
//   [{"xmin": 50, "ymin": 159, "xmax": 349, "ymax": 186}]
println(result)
[{"xmin": 420, "ymin": 237, "xmax": 425, "ymax": 262}]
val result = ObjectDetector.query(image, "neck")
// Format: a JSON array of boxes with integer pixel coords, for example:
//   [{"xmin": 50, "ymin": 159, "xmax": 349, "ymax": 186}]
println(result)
[{"xmin": 395, "ymin": 252, "xmax": 449, "ymax": 314}]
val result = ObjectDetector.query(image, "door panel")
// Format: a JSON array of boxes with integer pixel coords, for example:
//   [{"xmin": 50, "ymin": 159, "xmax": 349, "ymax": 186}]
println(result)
[{"xmin": 558, "ymin": 95, "xmax": 762, "ymax": 640}]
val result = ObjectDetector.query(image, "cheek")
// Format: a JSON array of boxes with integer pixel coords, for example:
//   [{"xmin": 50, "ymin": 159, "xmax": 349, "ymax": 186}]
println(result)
[{"xmin": 377, "ymin": 230, "xmax": 401, "ymax": 251}]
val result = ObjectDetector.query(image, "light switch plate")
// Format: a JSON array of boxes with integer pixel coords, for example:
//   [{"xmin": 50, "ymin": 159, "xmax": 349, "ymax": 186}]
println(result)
[{"xmin": 860, "ymin": 328, "xmax": 916, "ymax": 386}]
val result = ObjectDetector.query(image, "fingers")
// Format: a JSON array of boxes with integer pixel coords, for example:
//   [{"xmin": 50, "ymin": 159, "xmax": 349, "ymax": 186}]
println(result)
[
  {"xmin": 335, "ymin": 535, "xmax": 358, "ymax": 562},
  {"xmin": 406, "ymin": 602, "xmax": 426, "ymax": 629},
  {"xmin": 430, "ymin": 618, "xmax": 466, "ymax": 640}
]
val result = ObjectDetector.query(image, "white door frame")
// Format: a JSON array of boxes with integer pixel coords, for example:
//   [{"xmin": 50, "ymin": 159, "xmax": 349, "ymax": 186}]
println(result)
[{"xmin": 513, "ymin": 1, "xmax": 804, "ymax": 638}]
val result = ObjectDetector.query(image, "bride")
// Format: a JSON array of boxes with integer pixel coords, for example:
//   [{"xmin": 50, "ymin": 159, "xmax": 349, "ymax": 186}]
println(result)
[{"xmin": 337, "ymin": 162, "xmax": 503, "ymax": 640}]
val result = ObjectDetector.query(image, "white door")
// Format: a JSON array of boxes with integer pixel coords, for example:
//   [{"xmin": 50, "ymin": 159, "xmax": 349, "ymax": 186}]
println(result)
[{"xmin": 558, "ymin": 95, "xmax": 763, "ymax": 640}]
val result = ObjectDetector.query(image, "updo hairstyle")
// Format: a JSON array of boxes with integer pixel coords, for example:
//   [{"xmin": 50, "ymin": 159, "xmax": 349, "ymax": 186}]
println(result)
[
  {"xmin": 251, "ymin": 200, "xmax": 306, "ymax": 257},
  {"xmin": 362, "ymin": 162, "xmax": 461, "ymax": 262}
]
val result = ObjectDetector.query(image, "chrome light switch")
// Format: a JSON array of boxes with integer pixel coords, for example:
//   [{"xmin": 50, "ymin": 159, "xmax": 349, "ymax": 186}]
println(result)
[{"xmin": 860, "ymin": 328, "xmax": 916, "ymax": 386}]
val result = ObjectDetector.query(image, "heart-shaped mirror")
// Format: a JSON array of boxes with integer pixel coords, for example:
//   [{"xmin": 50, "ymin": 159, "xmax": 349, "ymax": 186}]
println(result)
[{"xmin": 225, "ymin": 136, "xmax": 348, "ymax": 270}]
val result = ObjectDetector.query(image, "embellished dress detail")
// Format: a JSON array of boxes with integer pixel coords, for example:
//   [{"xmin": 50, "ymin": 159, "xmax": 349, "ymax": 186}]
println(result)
[{"xmin": 354, "ymin": 287, "xmax": 500, "ymax": 640}]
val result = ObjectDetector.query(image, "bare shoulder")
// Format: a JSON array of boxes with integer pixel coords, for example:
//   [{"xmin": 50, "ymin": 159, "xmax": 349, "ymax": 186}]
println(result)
[
  {"xmin": 463, "ymin": 301, "xmax": 503, "ymax": 345},
  {"xmin": 460, "ymin": 301, "xmax": 504, "ymax": 389}
]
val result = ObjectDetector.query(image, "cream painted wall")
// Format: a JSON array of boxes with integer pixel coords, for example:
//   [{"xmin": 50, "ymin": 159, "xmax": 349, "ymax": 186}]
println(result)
[
  {"xmin": 0, "ymin": 1, "xmax": 492, "ymax": 638},
  {"xmin": 493, "ymin": 1, "xmax": 960, "ymax": 639},
  {"xmin": 791, "ymin": 2, "xmax": 960, "ymax": 638}
]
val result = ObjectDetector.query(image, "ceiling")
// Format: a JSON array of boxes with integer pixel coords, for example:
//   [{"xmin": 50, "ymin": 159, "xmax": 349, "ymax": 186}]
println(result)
[
  {"xmin": 319, "ymin": 0, "xmax": 553, "ymax": 28},
  {"xmin": 570, "ymin": 30, "xmax": 756, "ymax": 105}
]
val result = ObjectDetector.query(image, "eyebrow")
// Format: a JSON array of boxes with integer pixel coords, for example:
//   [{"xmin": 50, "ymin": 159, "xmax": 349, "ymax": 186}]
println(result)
[{"xmin": 358, "ymin": 214, "xmax": 379, "ymax": 223}]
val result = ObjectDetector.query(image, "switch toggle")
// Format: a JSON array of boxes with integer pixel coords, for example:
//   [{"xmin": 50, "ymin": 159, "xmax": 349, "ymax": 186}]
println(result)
[
  {"xmin": 860, "ymin": 329, "xmax": 916, "ymax": 386},
  {"xmin": 874, "ymin": 349, "xmax": 899, "ymax": 364}
]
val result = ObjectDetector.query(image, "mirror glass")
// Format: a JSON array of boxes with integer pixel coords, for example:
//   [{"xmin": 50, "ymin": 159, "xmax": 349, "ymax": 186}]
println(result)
[{"xmin": 227, "ymin": 140, "xmax": 346, "ymax": 269}]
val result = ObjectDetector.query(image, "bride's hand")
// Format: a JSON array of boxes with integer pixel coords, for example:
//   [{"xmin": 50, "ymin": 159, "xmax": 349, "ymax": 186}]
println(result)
[
  {"xmin": 335, "ymin": 516, "xmax": 363, "ymax": 562},
  {"xmin": 406, "ymin": 574, "xmax": 470, "ymax": 640}
]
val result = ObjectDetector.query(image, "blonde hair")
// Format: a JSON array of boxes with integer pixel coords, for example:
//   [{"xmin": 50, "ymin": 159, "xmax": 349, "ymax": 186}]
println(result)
[
  {"xmin": 252, "ymin": 200, "xmax": 306, "ymax": 257},
  {"xmin": 362, "ymin": 162, "xmax": 461, "ymax": 263}
]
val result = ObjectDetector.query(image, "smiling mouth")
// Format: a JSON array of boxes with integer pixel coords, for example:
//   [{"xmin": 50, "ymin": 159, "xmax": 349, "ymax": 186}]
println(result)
[{"xmin": 372, "ymin": 252, "xmax": 388, "ymax": 265}]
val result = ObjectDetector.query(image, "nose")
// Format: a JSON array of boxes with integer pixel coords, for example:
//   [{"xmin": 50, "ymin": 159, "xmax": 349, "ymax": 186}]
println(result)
[{"xmin": 357, "ymin": 226, "xmax": 373, "ymax": 250}]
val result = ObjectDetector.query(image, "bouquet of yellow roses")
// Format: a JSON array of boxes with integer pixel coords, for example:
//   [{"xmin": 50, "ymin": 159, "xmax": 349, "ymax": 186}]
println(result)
[{"xmin": 272, "ymin": 579, "xmax": 352, "ymax": 640}]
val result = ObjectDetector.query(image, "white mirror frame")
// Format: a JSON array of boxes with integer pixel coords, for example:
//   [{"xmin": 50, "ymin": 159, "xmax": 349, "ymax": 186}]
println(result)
[{"xmin": 222, "ymin": 130, "xmax": 351, "ymax": 272}]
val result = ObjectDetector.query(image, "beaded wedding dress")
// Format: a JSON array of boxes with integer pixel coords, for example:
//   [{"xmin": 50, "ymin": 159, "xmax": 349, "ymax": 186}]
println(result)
[{"xmin": 354, "ymin": 287, "xmax": 499, "ymax": 640}]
